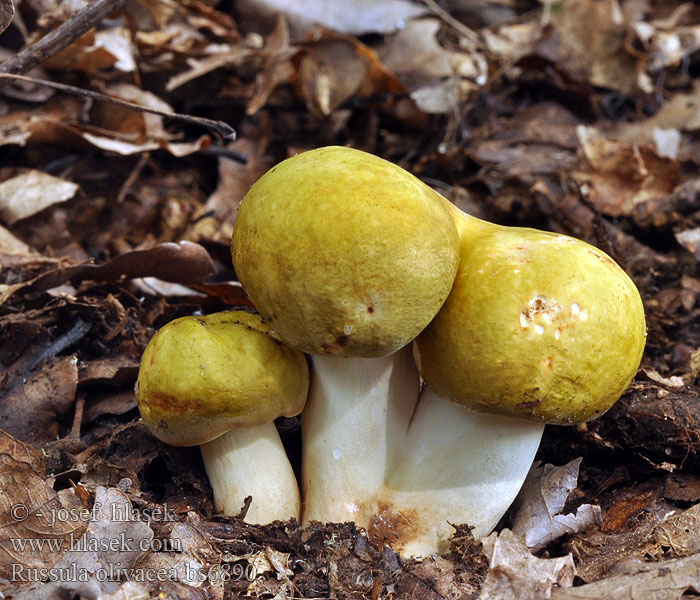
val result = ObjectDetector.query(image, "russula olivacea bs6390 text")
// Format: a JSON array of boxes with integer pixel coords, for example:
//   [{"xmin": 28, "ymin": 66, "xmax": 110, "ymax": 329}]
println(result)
[
  {"xmin": 231, "ymin": 145, "xmax": 647, "ymax": 556},
  {"xmin": 232, "ymin": 146, "xmax": 461, "ymax": 531},
  {"xmin": 136, "ymin": 310, "xmax": 309, "ymax": 524}
]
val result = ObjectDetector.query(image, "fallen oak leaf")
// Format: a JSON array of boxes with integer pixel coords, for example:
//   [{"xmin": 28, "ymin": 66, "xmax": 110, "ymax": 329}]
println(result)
[{"xmin": 0, "ymin": 241, "xmax": 215, "ymax": 306}]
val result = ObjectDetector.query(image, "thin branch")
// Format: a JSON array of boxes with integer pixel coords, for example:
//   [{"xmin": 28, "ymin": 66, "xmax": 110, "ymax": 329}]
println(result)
[
  {"xmin": 0, "ymin": 73, "xmax": 237, "ymax": 141},
  {"xmin": 0, "ymin": 0, "xmax": 127, "ymax": 80},
  {"xmin": 421, "ymin": 0, "xmax": 480, "ymax": 45}
]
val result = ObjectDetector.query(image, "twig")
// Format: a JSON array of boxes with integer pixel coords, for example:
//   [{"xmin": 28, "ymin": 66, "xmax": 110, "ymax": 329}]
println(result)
[
  {"xmin": 70, "ymin": 394, "xmax": 86, "ymax": 439},
  {"xmin": 0, "ymin": 0, "xmax": 127, "ymax": 80},
  {"xmin": 421, "ymin": 0, "xmax": 480, "ymax": 45},
  {"xmin": 0, "ymin": 73, "xmax": 237, "ymax": 140}
]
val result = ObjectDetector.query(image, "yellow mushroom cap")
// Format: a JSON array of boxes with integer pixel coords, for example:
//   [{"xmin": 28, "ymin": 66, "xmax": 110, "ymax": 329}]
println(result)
[
  {"xmin": 136, "ymin": 311, "xmax": 309, "ymax": 446},
  {"xmin": 414, "ymin": 222, "xmax": 647, "ymax": 425},
  {"xmin": 231, "ymin": 146, "xmax": 460, "ymax": 357}
]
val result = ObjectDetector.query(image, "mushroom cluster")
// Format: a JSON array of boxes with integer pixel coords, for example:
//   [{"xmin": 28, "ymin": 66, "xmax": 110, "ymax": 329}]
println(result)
[{"xmin": 137, "ymin": 146, "xmax": 646, "ymax": 557}]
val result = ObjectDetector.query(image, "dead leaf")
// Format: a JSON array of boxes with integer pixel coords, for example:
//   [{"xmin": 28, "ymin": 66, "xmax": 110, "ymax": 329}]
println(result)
[
  {"xmin": 237, "ymin": 0, "xmax": 427, "ymax": 36},
  {"xmin": 379, "ymin": 17, "xmax": 485, "ymax": 114},
  {"xmin": 44, "ymin": 28, "xmax": 136, "ymax": 76},
  {"xmin": 0, "ymin": 431, "xmax": 45, "ymax": 473},
  {"xmin": 0, "ymin": 171, "xmax": 79, "ymax": 225},
  {"xmin": 653, "ymin": 503, "xmax": 700, "ymax": 558},
  {"xmin": 0, "ymin": 355, "xmax": 78, "ymax": 444},
  {"xmin": 546, "ymin": 0, "xmax": 639, "ymax": 95},
  {"xmin": 552, "ymin": 553, "xmax": 700, "ymax": 599},
  {"xmin": 479, "ymin": 529, "xmax": 575, "ymax": 600},
  {"xmin": 512, "ymin": 459, "xmax": 602, "ymax": 550},
  {"xmin": 0, "ymin": 241, "xmax": 215, "ymax": 305},
  {"xmin": 296, "ymin": 32, "xmax": 403, "ymax": 116},
  {"xmin": 0, "ymin": 0, "xmax": 14, "ymax": 36},
  {"xmin": 574, "ymin": 126, "xmax": 681, "ymax": 217},
  {"xmin": 0, "ymin": 454, "xmax": 87, "ymax": 582},
  {"xmin": 0, "ymin": 225, "xmax": 33, "ymax": 255}
]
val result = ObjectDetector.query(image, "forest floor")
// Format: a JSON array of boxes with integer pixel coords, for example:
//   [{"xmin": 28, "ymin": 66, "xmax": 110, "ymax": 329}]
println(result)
[{"xmin": 2, "ymin": 0, "xmax": 700, "ymax": 598}]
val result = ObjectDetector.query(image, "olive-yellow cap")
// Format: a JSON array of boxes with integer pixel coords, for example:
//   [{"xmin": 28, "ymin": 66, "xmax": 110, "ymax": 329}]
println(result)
[
  {"xmin": 232, "ymin": 146, "xmax": 460, "ymax": 357},
  {"xmin": 415, "ymin": 218, "xmax": 646, "ymax": 425},
  {"xmin": 136, "ymin": 311, "xmax": 309, "ymax": 446}
]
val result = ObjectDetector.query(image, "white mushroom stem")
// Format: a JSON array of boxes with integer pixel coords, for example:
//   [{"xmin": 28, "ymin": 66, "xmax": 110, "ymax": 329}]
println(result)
[
  {"xmin": 301, "ymin": 346, "xmax": 420, "ymax": 527},
  {"xmin": 200, "ymin": 422, "xmax": 300, "ymax": 524},
  {"xmin": 385, "ymin": 385, "xmax": 545, "ymax": 557}
]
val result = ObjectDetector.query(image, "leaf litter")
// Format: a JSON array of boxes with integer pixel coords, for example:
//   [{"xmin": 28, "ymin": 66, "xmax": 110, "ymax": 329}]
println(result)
[{"xmin": 3, "ymin": 0, "xmax": 700, "ymax": 597}]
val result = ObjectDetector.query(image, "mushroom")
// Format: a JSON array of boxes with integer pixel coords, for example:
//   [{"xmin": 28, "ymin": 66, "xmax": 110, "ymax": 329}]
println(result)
[
  {"xmin": 382, "ymin": 201, "xmax": 646, "ymax": 556},
  {"xmin": 231, "ymin": 146, "xmax": 460, "ymax": 527},
  {"xmin": 231, "ymin": 145, "xmax": 646, "ymax": 557},
  {"xmin": 136, "ymin": 310, "xmax": 309, "ymax": 524}
]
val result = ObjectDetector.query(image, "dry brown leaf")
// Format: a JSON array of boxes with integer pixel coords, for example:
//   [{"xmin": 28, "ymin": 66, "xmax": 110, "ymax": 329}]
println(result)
[
  {"xmin": 0, "ymin": 171, "xmax": 79, "ymax": 225},
  {"xmin": 139, "ymin": 521, "xmax": 222, "ymax": 594},
  {"xmin": 0, "ymin": 225, "xmax": 33, "ymax": 256},
  {"xmin": 512, "ymin": 459, "xmax": 602, "ymax": 550},
  {"xmin": 44, "ymin": 28, "xmax": 136, "ymax": 76},
  {"xmin": 0, "ymin": 431, "xmax": 45, "ymax": 474},
  {"xmin": 0, "ymin": 0, "xmax": 14, "ymax": 36},
  {"xmin": 574, "ymin": 126, "xmax": 681, "ymax": 217},
  {"xmin": 552, "ymin": 553, "xmax": 700, "ymax": 599},
  {"xmin": 379, "ymin": 18, "xmax": 485, "ymax": 114},
  {"xmin": 546, "ymin": 0, "xmax": 639, "ymax": 95},
  {"xmin": 479, "ymin": 529, "xmax": 575, "ymax": 600},
  {"xmin": 0, "ymin": 355, "xmax": 78, "ymax": 444},
  {"xmin": 0, "ymin": 454, "xmax": 87, "ymax": 582},
  {"xmin": 295, "ymin": 32, "xmax": 403, "ymax": 116},
  {"xmin": 78, "ymin": 357, "xmax": 139, "ymax": 387},
  {"xmin": 0, "ymin": 241, "xmax": 215, "ymax": 306}
]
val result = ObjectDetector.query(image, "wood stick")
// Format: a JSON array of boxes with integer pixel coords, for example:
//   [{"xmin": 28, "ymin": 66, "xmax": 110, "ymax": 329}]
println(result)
[{"xmin": 0, "ymin": 0, "xmax": 126, "ymax": 81}]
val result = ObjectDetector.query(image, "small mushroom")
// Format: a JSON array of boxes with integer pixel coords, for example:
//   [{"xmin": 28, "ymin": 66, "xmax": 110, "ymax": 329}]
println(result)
[
  {"xmin": 232, "ymin": 146, "xmax": 460, "ymax": 527},
  {"xmin": 136, "ymin": 310, "xmax": 309, "ymax": 524}
]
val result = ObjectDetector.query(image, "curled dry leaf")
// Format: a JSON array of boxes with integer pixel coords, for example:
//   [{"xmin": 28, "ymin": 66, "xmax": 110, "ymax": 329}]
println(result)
[
  {"xmin": 478, "ymin": 529, "xmax": 575, "ymax": 600},
  {"xmin": 0, "ymin": 454, "xmax": 87, "ymax": 583},
  {"xmin": 295, "ymin": 31, "xmax": 403, "ymax": 117},
  {"xmin": 0, "ymin": 241, "xmax": 215, "ymax": 305},
  {"xmin": 0, "ymin": 171, "xmax": 79, "ymax": 225},
  {"xmin": 512, "ymin": 459, "xmax": 602, "ymax": 550},
  {"xmin": 44, "ymin": 27, "xmax": 136, "ymax": 76}
]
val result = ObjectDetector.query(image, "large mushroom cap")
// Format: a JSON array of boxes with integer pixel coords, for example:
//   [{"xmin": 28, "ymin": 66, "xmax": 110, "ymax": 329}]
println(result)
[
  {"xmin": 232, "ymin": 146, "xmax": 460, "ymax": 357},
  {"xmin": 414, "ymin": 222, "xmax": 647, "ymax": 424},
  {"xmin": 136, "ymin": 311, "xmax": 309, "ymax": 446}
]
